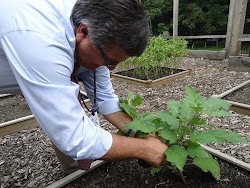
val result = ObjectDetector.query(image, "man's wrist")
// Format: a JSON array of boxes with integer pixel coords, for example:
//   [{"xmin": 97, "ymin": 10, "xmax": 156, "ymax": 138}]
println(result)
[{"xmin": 126, "ymin": 129, "xmax": 137, "ymax": 137}]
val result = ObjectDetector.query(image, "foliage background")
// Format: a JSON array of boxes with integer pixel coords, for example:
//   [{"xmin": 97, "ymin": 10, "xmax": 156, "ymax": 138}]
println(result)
[{"xmin": 142, "ymin": 0, "xmax": 230, "ymax": 35}]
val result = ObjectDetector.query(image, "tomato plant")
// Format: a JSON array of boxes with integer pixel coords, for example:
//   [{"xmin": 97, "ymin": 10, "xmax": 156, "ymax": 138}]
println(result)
[{"xmin": 117, "ymin": 33, "xmax": 189, "ymax": 80}]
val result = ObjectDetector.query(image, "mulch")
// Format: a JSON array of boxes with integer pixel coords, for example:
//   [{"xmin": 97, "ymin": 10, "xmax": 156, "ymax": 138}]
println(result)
[{"xmin": 0, "ymin": 57, "xmax": 249, "ymax": 187}]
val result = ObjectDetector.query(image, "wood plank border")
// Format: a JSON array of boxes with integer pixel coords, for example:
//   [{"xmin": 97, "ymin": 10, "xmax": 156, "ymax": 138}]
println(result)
[
  {"xmin": 0, "ymin": 115, "xmax": 39, "ymax": 137},
  {"xmin": 189, "ymin": 50, "xmax": 226, "ymax": 60},
  {"xmin": 0, "ymin": 97, "xmax": 91, "ymax": 137},
  {"xmin": 46, "ymin": 160, "xmax": 106, "ymax": 188},
  {"xmin": 227, "ymin": 56, "xmax": 250, "ymax": 72},
  {"xmin": 212, "ymin": 80, "xmax": 250, "ymax": 116},
  {"xmin": 111, "ymin": 68, "xmax": 191, "ymax": 88}
]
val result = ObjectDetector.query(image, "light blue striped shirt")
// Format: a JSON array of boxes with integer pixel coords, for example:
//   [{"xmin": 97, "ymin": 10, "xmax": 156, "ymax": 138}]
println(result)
[{"xmin": 0, "ymin": 0, "xmax": 121, "ymax": 160}]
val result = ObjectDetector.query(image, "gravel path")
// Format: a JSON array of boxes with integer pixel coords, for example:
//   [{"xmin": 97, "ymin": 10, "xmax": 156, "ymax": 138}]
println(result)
[{"xmin": 0, "ymin": 57, "xmax": 249, "ymax": 187}]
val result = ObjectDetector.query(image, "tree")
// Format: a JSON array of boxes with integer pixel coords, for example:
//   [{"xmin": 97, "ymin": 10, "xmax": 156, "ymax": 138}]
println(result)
[{"xmin": 142, "ymin": 0, "xmax": 229, "ymax": 36}]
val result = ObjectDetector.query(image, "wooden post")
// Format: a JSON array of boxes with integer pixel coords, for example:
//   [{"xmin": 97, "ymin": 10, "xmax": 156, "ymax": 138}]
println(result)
[
  {"xmin": 225, "ymin": 0, "xmax": 236, "ymax": 58},
  {"xmin": 173, "ymin": 0, "xmax": 179, "ymax": 38},
  {"xmin": 236, "ymin": 42, "xmax": 241, "ymax": 56},
  {"xmin": 237, "ymin": 0, "xmax": 248, "ymax": 55},
  {"xmin": 229, "ymin": 0, "xmax": 241, "ymax": 56},
  {"xmin": 238, "ymin": 0, "xmax": 248, "ymax": 37},
  {"xmin": 230, "ymin": 0, "xmax": 247, "ymax": 56}
]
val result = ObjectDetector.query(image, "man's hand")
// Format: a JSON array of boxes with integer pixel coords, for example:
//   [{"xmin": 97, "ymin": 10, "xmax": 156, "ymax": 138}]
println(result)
[
  {"xmin": 142, "ymin": 136, "xmax": 168, "ymax": 167},
  {"xmin": 100, "ymin": 134, "xmax": 168, "ymax": 168},
  {"xmin": 103, "ymin": 111, "xmax": 168, "ymax": 167}
]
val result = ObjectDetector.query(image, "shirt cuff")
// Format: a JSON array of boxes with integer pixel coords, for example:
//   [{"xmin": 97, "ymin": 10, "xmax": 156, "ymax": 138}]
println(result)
[
  {"xmin": 76, "ymin": 126, "xmax": 113, "ymax": 160},
  {"xmin": 95, "ymin": 98, "xmax": 122, "ymax": 115}
]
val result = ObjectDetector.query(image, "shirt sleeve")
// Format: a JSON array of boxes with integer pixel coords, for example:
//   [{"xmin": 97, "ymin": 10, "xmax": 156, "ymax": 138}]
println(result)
[
  {"xmin": 78, "ymin": 66, "xmax": 122, "ymax": 115},
  {"xmin": 0, "ymin": 31, "xmax": 113, "ymax": 160}
]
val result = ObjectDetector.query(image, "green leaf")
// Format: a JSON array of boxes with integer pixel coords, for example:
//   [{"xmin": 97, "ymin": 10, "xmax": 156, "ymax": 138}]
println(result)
[
  {"xmin": 167, "ymin": 101, "xmax": 180, "ymax": 114},
  {"xmin": 203, "ymin": 97, "xmax": 231, "ymax": 111},
  {"xmin": 119, "ymin": 98, "xmax": 128, "ymax": 104},
  {"xmin": 209, "ymin": 130, "xmax": 248, "ymax": 144},
  {"xmin": 151, "ymin": 167, "xmax": 162, "ymax": 174},
  {"xmin": 155, "ymin": 120, "xmax": 171, "ymax": 129},
  {"xmin": 190, "ymin": 131, "xmax": 217, "ymax": 144},
  {"xmin": 184, "ymin": 85, "xmax": 204, "ymax": 106},
  {"xmin": 190, "ymin": 106, "xmax": 203, "ymax": 112},
  {"xmin": 120, "ymin": 103, "xmax": 138, "ymax": 119},
  {"xmin": 139, "ymin": 113, "xmax": 155, "ymax": 122},
  {"xmin": 187, "ymin": 145, "xmax": 209, "ymax": 158},
  {"xmin": 157, "ymin": 111, "xmax": 179, "ymax": 130},
  {"xmin": 178, "ymin": 101, "xmax": 196, "ymax": 124},
  {"xmin": 126, "ymin": 90, "xmax": 135, "ymax": 101},
  {"xmin": 152, "ymin": 118, "xmax": 161, "ymax": 125},
  {"xmin": 203, "ymin": 110, "xmax": 231, "ymax": 117},
  {"xmin": 193, "ymin": 154, "xmax": 221, "ymax": 180},
  {"xmin": 139, "ymin": 131, "xmax": 148, "ymax": 138},
  {"xmin": 158, "ymin": 128, "xmax": 177, "ymax": 143},
  {"xmin": 131, "ymin": 95, "xmax": 143, "ymax": 106},
  {"xmin": 123, "ymin": 119, "xmax": 155, "ymax": 134},
  {"xmin": 199, "ymin": 124, "xmax": 213, "ymax": 129},
  {"xmin": 165, "ymin": 145, "xmax": 188, "ymax": 171},
  {"xmin": 192, "ymin": 117, "xmax": 206, "ymax": 125},
  {"xmin": 179, "ymin": 125, "xmax": 192, "ymax": 135}
]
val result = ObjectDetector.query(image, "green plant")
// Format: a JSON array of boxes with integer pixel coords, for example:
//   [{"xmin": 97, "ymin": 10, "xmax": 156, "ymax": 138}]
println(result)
[
  {"xmin": 117, "ymin": 34, "xmax": 189, "ymax": 80},
  {"xmin": 119, "ymin": 86, "xmax": 248, "ymax": 183}
]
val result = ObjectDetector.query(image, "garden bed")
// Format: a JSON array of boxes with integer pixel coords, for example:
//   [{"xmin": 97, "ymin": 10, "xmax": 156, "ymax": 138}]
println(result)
[
  {"xmin": 63, "ymin": 158, "xmax": 250, "ymax": 188},
  {"xmin": 111, "ymin": 67, "xmax": 191, "ymax": 88},
  {"xmin": 0, "ymin": 57, "xmax": 249, "ymax": 187}
]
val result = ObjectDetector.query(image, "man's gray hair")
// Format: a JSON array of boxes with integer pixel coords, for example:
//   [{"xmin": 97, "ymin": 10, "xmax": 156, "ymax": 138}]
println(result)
[{"xmin": 72, "ymin": 0, "xmax": 150, "ymax": 56}]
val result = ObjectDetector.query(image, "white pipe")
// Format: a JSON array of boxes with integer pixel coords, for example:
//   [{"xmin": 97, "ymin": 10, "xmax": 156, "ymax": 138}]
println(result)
[
  {"xmin": 0, "ymin": 94, "xmax": 11, "ymax": 98},
  {"xmin": 212, "ymin": 80, "xmax": 250, "ymax": 98},
  {"xmin": 0, "ymin": 115, "xmax": 34, "ymax": 128}
]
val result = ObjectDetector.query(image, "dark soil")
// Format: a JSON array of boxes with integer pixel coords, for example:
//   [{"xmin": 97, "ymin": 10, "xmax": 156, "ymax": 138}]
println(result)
[
  {"xmin": 115, "ymin": 67, "xmax": 184, "ymax": 80},
  {"xmin": 64, "ymin": 158, "xmax": 250, "ymax": 188},
  {"xmin": 223, "ymin": 83, "xmax": 250, "ymax": 105}
]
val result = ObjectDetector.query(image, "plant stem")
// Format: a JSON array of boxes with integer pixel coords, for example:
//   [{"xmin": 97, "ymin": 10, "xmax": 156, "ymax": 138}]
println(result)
[
  {"xmin": 178, "ymin": 169, "xmax": 186, "ymax": 184},
  {"xmin": 164, "ymin": 163, "xmax": 186, "ymax": 184}
]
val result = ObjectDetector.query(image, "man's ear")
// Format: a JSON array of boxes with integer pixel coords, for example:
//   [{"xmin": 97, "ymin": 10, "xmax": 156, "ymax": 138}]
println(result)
[{"xmin": 75, "ymin": 24, "xmax": 89, "ymax": 43}]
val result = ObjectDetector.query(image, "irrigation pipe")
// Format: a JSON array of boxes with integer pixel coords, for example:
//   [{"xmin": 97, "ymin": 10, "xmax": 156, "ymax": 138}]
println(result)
[
  {"xmin": 0, "ymin": 115, "xmax": 34, "ymax": 128},
  {"xmin": 0, "ymin": 94, "xmax": 11, "ymax": 98},
  {"xmin": 212, "ymin": 80, "xmax": 250, "ymax": 99},
  {"xmin": 226, "ymin": 100, "xmax": 250, "ymax": 109}
]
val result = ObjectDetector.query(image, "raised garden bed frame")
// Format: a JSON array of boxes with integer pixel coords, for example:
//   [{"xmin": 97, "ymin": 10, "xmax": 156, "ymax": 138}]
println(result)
[
  {"xmin": 212, "ymin": 80, "xmax": 250, "ymax": 116},
  {"xmin": 111, "ymin": 68, "xmax": 192, "ymax": 88},
  {"xmin": 0, "ymin": 91, "xmax": 91, "ymax": 137}
]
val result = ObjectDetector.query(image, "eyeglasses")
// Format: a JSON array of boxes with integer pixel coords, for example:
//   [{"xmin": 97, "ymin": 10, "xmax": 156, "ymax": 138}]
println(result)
[{"xmin": 99, "ymin": 48, "xmax": 120, "ymax": 67}]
